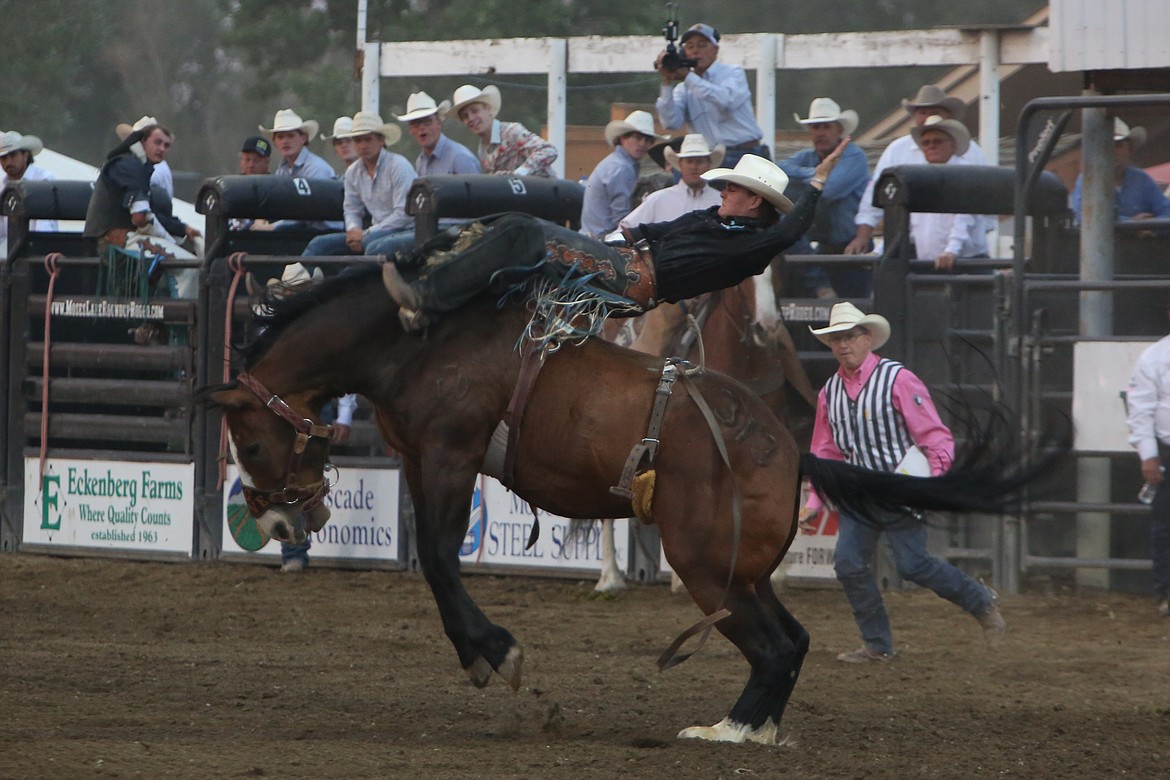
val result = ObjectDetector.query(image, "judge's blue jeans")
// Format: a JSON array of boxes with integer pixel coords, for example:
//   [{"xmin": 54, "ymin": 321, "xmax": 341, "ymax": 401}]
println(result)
[{"xmin": 834, "ymin": 509, "xmax": 995, "ymax": 655}]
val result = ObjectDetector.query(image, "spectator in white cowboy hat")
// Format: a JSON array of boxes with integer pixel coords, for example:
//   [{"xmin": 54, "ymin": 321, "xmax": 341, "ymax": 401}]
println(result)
[
  {"xmin": 450, "ymin": 84, "xmax": 558, "ymax": 177},
  {"xmin": 800, "ymin": 301, "xmax": 1005, "ymax": 663},
  {"xmin": 908, "ymin": 115, "xmax": 988, "ymax": 270},
  {"xmin": 579, "ymin": 110, "xmax": 666, "ymax": 238},
  {"xmin": 845, "ymin": 84, "xmax": 989, "ymax": 256},
  {"xmin": 655, "ymin": 22, "xmax": 768, "ymax": 168},
  {"xmin": 778, "ymin": 97, "xmax": 871, "ymax": 297},
  {"xmin": 1070, "ymin": 117, "xmax": 1170, "ymax": 225},
  {"xmin": 395, "ymin": 91, "xmax": 480, "ymax": 177},
  {"xmin": 321, "ymin": 116, "xmax": 359, "ymax": 173},
  {"xmin": 619, "ymin": 133, "xmax": 724, "ymax": 229},
  {"xmin": 382, "ymin": 144, "xmax": 849, "ymax": 332},
  {"xmin": 298, "ymin": 111, "xmax": 416, "ymax": 260},
  {"xmin": 0, "ymin": 130, "xmax": 57, "ymax": 248},
  {"xmin": 259, "ymin": 108, "xmax": 341, "ymax": 233},
  {"xmin": 116, "ymin": 116, "xmax": 174, "ymax": 198}
]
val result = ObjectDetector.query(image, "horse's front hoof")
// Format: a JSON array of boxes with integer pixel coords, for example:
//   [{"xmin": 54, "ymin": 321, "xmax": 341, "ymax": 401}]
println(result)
[
  {"xmin": 677, "ymin": 717, "xmax": 784, "ymax": 745},
  {"xmin": 496, "ymin": 645, "xmax": 524, "ymax": 691},
  {"xmin": 466, "ymin": 655, "xmax": 492, "ymax": 688}
]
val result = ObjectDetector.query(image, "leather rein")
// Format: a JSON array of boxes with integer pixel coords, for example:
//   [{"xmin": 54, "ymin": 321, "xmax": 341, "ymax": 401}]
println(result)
[{"xmin": 235, "ymin": 372, "xmax": 335, "ymax": 518}]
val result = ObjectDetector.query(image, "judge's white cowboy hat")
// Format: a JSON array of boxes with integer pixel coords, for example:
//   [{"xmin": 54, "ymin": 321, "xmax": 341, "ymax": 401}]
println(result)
[
  {"xmin": 702, "ymin": 154, "xmax": 794, "ymax": 213},
  {"xmin": 450, "ymin": 84, "xmax": 502, "ymax": 117},
  {"xmin": 795, "ymin": 97, "xmax": 859, "ymax": 137},
  {"xmin": 809, "ymin": 302, "xmax": 891, "ymax": 350},
  {"xmin": 259, "ymin": 109, "xmax": 320, "ymax": 140},
  {"xmin": 396, "ymin": 91, "xmax": 452, "ymax": 123},
  {"xmin": 604, "ymin": 110, "xmax": 666, "ymax": 146},
  {"xmin": 115, "ymin": 115, "xmax": 162, "ymax": 140},
  {"xmin": 1113, "ymin": 117, "xmax": 1147, "ymax": 148},
  {"xmin": 911, "ymin": 114, "xmax": 971, "ymax": 156},
  {"xmin": 664, "ymin": 133, "xmax": 725, "ymax": 169},
  {"xmin": 902, "ymin": 85, "xmax": 966, "ymax": 121},
  {"xmin": 335, "ymin": 111, "xmax": 403, "ymax": 145},
  {"xmin": 321, "ymin": 116, "xmax": 353, "ymax": 140},
  {"xmin": 0, "ymin": 130, "xmax": 44, "ymax": 157}
]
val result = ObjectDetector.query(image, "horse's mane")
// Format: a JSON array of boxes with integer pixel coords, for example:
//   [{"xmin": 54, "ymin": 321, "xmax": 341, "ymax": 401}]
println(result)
[{"xmin": 241, "ymin": 263, "xmax": 384, "ymax": 367}]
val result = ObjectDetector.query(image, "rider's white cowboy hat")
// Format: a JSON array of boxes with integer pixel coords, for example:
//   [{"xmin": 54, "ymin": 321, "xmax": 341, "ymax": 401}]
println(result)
[
  {"xmin": 321, "ymin": 116, "xmax": 353, "ymax": 140},
  {"xmin": 604, "ymin": 110, "xmax": 666, "ymax": 146},
  {"xmin": 911, "ymin": 114, "xmax": 971, "ymax": 156},
  {"xmin": 1113, "ymin": 117, "xmax": 1147, "ymax": 148},
  {"xmin": 396, "ymin": 91, "xmax": 452, "ymax": 123},
  {"xmin": 794, "ymin": 97, "xmax": 859, "ymax": 137},
  {"xmin": 450, "ymin": 84, "xmax": 501, "ymax": 117},
  {"xmin": 664, "ymin": 133, "xmax": 725, "ymax": 169},
  {"xmin": 0, "ymin": 130, "xmax": 43, "ymax": 157},
  {"xmin": 809, "ymin": 302, "xmax": 891, "ymax": 350},
  {"xmin": 334, "ymin": 111, "xmax": 403, "ymax": 146},
  {"xmin": 702, "ymin": 154, "xmax": 794, "ymax": 213},
  {"xmin": 259, "ymin": 109, "xmax": 320, "ymax": 139},
  {"xmin": 115, "ymin": 115, "xmax": 161, "ymax": 140},
  {"xmin": 902, "ymin": 84, "xmax": 966, "ymax": 121}
]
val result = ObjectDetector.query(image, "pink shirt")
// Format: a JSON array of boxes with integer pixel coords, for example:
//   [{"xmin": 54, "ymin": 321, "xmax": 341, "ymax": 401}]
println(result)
[{"xmin": 805, "ymin": 352, "xmax": 954, "ymax": 511}]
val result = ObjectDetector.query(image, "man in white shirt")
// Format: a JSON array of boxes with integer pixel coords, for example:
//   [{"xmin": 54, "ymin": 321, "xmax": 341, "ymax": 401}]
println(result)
[
  {"xmin": 619, "ymin": 133, "xmax": 724, "ymax": 229},
  {"xmin": 906, "ymin": 116, "xmax": 988, "ymax": 270},
  {"xmin": 845, "ymin": 85, "xmax": 987, "ymax": 256},
  {"xmin": 1126, "ymin": 301, "xmax": 1170, "ymax": 617},
  {"xmin": 1, "ymin": 130, "xmax": 57, "ymax": 251}
]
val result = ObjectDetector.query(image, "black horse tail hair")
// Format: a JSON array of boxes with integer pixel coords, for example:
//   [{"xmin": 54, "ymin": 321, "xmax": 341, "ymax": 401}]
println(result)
[{"xmin": 798, "ymin": 407, "xmax": 1072, "ymax": 527}]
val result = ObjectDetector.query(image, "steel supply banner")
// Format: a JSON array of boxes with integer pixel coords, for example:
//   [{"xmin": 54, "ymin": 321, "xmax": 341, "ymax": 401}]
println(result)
[
  {"xmin": 24, "ymin": 458, "xmax": 195, "ymax": 555},
  {"xmin": 221, "ymin": 465, "xmax": 402, "ymax": 563},
  {"xmin": 460, "ymin": 477, "xmax": 630, "ymax": 574}
]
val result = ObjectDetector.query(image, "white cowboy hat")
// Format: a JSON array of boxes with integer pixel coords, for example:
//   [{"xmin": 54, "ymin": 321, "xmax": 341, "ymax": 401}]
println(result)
[
  {"xmin": 0, "ymin": 130, "xmax": 44, "ymax": 157},
  {"xmin": 275, "ymin": 262, "xmax": 324, "ymax": 287},
  {"xmin": 701, "ymin": 154, "xmax": 794, "ymax": 213},
  {"xmin": 396, "ymin": 91, "xmax": 452, "ymax": 123},
  {"xmin": 115, "ymin": 115, "xmax": 161, "ymax": 140},
  {"xmin": 259, "ymin": 109, "xmax": 320, "ymax": 140},
  {"xmin": 335, "ymin": 111, "xmax": 403, "ymax": 145},
  {"xmin": 794, "ymin": 97, "xmax": 859, "ymax": 137},
  {"xmin": 450, "ymin": 84, "xmax": 501, "ymax": 117},
  {"xmin": 902, "ymin": 84, "xmax": 967, "ymax": 121},
  {"xmin": 809, "ymin": 302, "xmax": 891, "ymax": 350},
  {"xmin": 321, "ymin": 116, "xmax": 353, "ymax": 140},
  {"xmin": 604, "ymin": 110, "xmax": 666, "ymax": 146},
  {"xmin": 911, "ymin": 114, "xmax": 971, "ymax": 156},
  {"xmin": 1113, "ymin": 117, "xmax": 1147, "ymax": 148},
  {"xmin": 664, "ymin": 133, "xmax": 725, "ymax": 169}
]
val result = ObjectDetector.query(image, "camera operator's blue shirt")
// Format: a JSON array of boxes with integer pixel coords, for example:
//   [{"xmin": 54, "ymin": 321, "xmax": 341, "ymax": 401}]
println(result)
[{"xmin": 656, "ymin": 61, "xmax": 762, "ymax": 149}]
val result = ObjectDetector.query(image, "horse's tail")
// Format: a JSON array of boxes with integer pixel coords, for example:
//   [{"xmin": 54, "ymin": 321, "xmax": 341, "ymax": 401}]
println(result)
[{"xmin": 798, "ymin": 426, "xmax": 1070, "ymax": 526}]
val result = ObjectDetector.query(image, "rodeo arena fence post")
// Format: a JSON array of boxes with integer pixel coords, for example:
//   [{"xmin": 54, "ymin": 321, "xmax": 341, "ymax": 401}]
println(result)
[{"xmin": 3, "ymin": 92, "xmax": 1170, "ymax": 594}]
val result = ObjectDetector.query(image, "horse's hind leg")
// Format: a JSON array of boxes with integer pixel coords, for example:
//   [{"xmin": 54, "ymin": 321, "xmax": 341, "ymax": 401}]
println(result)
[{"xmin": 678, "ymin": 588, "xmax": 806, "ymax": 745}]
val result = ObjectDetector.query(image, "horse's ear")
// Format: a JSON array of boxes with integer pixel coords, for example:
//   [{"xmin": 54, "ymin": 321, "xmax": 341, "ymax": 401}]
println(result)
[{"xmin": 196, "ymin": 381, "xmax": 247, "ymax": 409}]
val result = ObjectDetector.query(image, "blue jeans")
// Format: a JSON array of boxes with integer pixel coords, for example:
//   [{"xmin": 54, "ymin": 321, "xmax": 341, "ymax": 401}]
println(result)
[
  {"xmin": 302, "ymin": 228, "xmax": 415, "ymax": 258},
  {"xmin": 364, "ymin": 229, "xmax": 416, "ymax": 259},
  {"xmin": 1151, "ymin": 445, "xmax": 1170, "ymax": 599},
  {"xmin": 834, "ymin": 509, "xmax": 994, "ymax": 655}
]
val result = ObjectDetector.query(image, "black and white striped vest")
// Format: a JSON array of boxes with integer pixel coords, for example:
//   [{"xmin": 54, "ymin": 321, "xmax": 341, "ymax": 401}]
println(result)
[{"xmin": 824, "ymin": 358, "xmax": 915, "ymax": 473}]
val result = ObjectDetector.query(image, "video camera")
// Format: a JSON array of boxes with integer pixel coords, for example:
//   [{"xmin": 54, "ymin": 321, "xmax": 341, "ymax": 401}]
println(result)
[{"xmin": 656, "ymin": 3, "xmax": 698, "ymax": 72}]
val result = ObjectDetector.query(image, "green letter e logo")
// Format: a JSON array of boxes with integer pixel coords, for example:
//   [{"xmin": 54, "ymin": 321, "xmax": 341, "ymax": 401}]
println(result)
[{"xmin": 41, "ymin": 474, "xmax": 61, "ymax": 530}]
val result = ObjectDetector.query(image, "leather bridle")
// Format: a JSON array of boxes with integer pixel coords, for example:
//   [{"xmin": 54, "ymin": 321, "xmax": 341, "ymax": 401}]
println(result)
[{"xmin": 234, "ymin": 372, "xmax": 335, "ymax": 518}]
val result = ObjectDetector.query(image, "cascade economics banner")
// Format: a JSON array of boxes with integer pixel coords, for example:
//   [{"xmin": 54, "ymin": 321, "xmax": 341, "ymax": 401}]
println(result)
[
  {"xmin": 24, "ymin": 458, "xmax": 195, "ymax": 555},
  {"xmin": 221, "ymin": 465, "xmax": 401, "ymax": 563},
  {"xmin": 459, "ymin": 476, "xmax": 630, "ymax": 573}
]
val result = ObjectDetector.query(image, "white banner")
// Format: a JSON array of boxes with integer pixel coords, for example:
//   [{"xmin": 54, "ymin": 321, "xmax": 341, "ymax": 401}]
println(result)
[
  {"xmin": 782, "ymin": 510, "xmax": 839, "ymax": 581},
  {"xmin": 459, "ymin": 476, "xmax": 630, "ymax": 574},
  {"xmin": 24, "ymin": 458, "xmax": 195, "ymax": 555},
  {"xmin": 221, "ymin": 465, "xmax": 402, "ymax": 564}
]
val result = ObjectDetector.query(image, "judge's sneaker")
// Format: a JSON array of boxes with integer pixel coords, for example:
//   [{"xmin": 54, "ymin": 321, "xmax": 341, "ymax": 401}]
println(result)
[
  {"xmin": 280, "ymin": 558, "xmax": 306, "ymax": 573},
  {"xmin": 977, "ymin": 603, "xmax": 1007, "ymax": 648},
  {"xmin": 836, "ymin": 646, "xmax": 894, "ymax": 664},
  {"xmin": 1159, "ymin": 599, "xmax": 1169, "ymax": 618}
]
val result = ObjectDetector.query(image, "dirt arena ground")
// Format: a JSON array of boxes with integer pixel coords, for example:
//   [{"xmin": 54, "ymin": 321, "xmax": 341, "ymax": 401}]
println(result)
[{"xmin": 2, "ymin": 554, "xmax": 1167, "ymax": 779}]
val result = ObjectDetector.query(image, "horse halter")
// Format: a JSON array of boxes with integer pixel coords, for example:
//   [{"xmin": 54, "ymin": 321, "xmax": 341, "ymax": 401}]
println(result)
[{"xmin": 234, "ymin": 372, "xmax": 335, "ymax": 518}]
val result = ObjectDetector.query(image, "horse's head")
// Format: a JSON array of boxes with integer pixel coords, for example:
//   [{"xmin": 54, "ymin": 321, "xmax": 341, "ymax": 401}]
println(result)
[{"xmin": 210, "ymin": 373, "xmax": 335, "ymax": 544}]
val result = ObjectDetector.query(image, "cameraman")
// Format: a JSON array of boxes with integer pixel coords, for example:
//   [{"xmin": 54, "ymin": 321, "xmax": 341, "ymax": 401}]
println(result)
[{"xmin": 655, "ymin": 23, "xmax": 769, "ymax": 168}]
